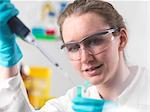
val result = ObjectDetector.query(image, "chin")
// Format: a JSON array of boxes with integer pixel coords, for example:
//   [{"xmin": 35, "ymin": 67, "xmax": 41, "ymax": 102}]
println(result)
[
  {"xmin": 90, "ymin": 79, "xmax": 102, "ymax": 85},
  {"xmin": 86, "ymin": 75, "xmax": 105, "ymax": 85}
]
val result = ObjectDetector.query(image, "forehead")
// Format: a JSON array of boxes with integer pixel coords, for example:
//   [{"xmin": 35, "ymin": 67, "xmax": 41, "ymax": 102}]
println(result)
[{"xmin": 62, "ymin": 12, "xmax": 110, "ymax": 43}]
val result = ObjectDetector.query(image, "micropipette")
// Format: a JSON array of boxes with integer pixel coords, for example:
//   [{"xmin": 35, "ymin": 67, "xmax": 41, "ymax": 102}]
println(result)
[
  {"xmin": 8, "ymin": 16, "xmax": 62, "ymax": 71},
  {"xmin": 22, "ymin": 33, "xmax": 63, "ymax": 72},
  {"xmin": 8, "ymin": 16, "xmax": 75, "ymax": 85}
]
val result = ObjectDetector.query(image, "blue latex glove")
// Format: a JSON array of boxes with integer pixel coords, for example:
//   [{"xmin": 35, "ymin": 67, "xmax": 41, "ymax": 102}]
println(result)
[
  {"xmin": 72, "ymin": 97, "xmax": 105, "ymax": 112},
  {"xmin": 0, "ymin": 0, "xmax": 22, "ymax": 67}
]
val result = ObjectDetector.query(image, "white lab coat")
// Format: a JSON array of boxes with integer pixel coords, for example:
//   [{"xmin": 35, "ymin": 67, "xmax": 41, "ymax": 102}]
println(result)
[{"xmin": 0, "ymin": 66, "xmax": 150, "ymax": 112}]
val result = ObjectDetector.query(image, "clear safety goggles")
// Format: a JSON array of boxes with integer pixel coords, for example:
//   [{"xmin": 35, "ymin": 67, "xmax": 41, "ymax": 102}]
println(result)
[{"xmin": 61, "ymin": 28, "xmax": 118, "ymax": 61}]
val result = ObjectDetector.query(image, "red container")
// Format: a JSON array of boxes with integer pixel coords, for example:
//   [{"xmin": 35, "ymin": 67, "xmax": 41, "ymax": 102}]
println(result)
[{"xmin": 46, "ymin": 29, "xmax": 55, "ymax": 35}]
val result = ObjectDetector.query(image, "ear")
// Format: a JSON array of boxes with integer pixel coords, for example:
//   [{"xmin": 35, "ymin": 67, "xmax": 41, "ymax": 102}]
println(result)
[{"xmin": 118, "ymin": 28, "xmax": 128, "ymax": 51}]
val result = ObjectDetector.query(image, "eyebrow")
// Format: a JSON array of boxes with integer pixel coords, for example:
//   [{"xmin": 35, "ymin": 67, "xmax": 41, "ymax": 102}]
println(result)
[
  {"xmin": 79, "ymin": 30, "xmax": 110, "ymax": 43},
  {"xmin": 65, "ymin": 31, "xmax": 107, "ymax": 46},
  {"xmin": 64, "ymin": 28, "xmax": 116, "ymax": 45}
]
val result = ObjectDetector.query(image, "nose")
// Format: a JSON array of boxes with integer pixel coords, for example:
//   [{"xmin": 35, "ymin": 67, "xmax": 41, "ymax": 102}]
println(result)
[{"xmin": 80, "ymin": 46, "xmax": 95, "ymax": 64}]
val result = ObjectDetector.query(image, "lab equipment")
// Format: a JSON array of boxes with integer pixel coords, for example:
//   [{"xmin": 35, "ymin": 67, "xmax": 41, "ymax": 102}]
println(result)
[
  {"xmin": 32, "ymin": 28, "xmax": 57, "ymax": 41},
  {"xmin": 8, "ymin": 16, "xmax": 75, "ymax": 85},
  {"xmin": 0, "ymin": 1, "xmax": 22, "ymax": 67},
  {"xmin": 76, "ymin": 81, "xmax": 91, "ymax": 97},
  {"xmin": 8, "ymin": 16, "xmax": 61, "ymax": 70},
  {"xmin": 74, "ymin": 81, "xmax": 105, "ymax": 112},
  {"xmin": 21, "ymin": 66, "xmax": 52, "ymax": 109},
  {"xmin": 75, "ymin": 81, "xmax": 119, "ymax": 112}
]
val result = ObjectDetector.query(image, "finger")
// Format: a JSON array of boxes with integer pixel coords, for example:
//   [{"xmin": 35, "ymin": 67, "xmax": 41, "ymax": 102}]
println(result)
[
  {"xmin": 72, "ymin": 104, "xmax": 103, "ymax": 112},
  {"xmin": 0, "ymin": 3, "xmax": 14, "ymax": 11},
  {"xmin": 0, "ymin": 9, "xmax": 18, "ymax": 25},
  {"xmin": 103, "ymin": 100, "xmax": 119, "ymax": 110},
  {"xmin": 0, "ymin": 0, "xmax": 10, "ymax": 3},
  {"xmin": 72, "ymin": 97, "xmax": 105, "ymax": 106}
]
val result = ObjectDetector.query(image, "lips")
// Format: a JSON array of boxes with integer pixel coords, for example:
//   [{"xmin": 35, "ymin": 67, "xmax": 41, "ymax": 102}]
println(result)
[
  {"xmin": 84, "ymin": 65, "xmax": 101, "ymax": 71},
  {"xmin": 84, "ymin": 64, "xmax": 103, "ymax": 71},
  {"xmin": 83, "ymin": 64, "xmax": 104, "ymax": 76}
]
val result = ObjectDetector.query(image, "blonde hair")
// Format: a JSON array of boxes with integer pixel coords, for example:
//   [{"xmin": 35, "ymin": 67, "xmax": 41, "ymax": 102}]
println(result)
[{"xmin": 57, "ymin": 0, "xmax": 126, "ymax": 40}]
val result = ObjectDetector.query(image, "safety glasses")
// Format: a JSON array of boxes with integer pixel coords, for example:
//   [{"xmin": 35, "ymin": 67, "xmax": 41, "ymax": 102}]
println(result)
[{"xmin": 61, "ymin": 28, "xmax": 118, "ymax": 61}]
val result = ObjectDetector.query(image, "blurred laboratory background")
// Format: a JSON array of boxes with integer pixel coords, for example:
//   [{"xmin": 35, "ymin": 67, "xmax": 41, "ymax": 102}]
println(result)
[{"xmin": 12, "ymin": 0, "xmax": 149, "ymax": 110}]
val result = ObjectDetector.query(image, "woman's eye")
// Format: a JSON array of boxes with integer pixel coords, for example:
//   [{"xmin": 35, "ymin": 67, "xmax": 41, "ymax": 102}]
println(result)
[
  {"xmin": 67, "ymin": 44, "xmax": 80, "ymax": 52},
  {"xmin": 87, "ymin": 37, "xmax": 104, "ymax": 46}
]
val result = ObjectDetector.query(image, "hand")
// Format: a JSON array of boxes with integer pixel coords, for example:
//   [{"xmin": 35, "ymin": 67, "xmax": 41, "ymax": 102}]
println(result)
[
  {"xmin": 0, "ymin": 0, "xmax": 22, "ymax": 67},
  {"xmin": 72, "ymin": 97, "xmax": 105, "ymax": 112}
]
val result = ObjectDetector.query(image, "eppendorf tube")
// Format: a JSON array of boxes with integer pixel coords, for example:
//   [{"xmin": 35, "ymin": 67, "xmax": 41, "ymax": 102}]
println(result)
[{"xmin": 76, "ymin": 81, "xmax": 91, "ymax": 97}]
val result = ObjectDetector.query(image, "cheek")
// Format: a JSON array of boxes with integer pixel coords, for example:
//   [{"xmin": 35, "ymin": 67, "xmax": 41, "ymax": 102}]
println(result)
[
  {"xmin": 71, "ymin": 61, "xmax": 81, "ymax": 72},
  {"xmin": 103, "ymin": 46, "xmax": 119, "ymax": 71},
  {"xmin": 95, "ymin": 44, "xmax": 119, "ymax": 71}
]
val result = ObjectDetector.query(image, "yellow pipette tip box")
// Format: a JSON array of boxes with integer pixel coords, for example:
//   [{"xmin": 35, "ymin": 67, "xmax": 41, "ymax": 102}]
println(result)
[{"xmin": 23, "ymin": 66, "xmax": 53, "ymax": 109}]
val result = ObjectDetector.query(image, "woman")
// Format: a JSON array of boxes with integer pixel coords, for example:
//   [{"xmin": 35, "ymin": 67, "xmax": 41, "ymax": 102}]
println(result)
[{"xmin": 0, "ymin": 0, "xmax": 149, "ymax": 112}]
